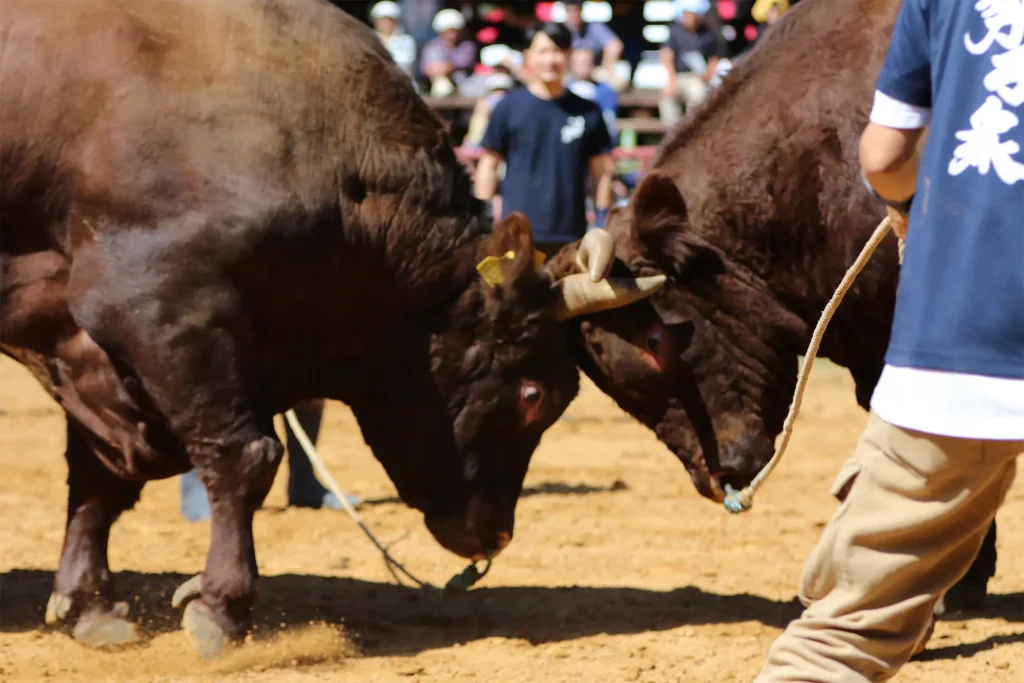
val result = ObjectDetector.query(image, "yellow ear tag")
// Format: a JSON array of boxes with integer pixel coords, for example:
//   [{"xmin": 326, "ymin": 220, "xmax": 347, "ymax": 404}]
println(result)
[
  {"xmin": 475, "ymin": 250, "xmax": 548, "ymax": 288},
  {"xmin": 476, "ymin": 256, "xmax": 508, "ymax": 287}
]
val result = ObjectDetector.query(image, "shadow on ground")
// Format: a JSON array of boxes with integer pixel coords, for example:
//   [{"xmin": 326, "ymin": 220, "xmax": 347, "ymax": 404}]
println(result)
[
  {"xmin": 356, "ymin": 479, "xmax": 629, "ymax": 508},
  {"xmin": 1, "ymin": 568, "xmax": 799, "ymax": 655},
  {"xmin": 914, "ymin": 631, "xmax": 1024, "ymax": 663}
]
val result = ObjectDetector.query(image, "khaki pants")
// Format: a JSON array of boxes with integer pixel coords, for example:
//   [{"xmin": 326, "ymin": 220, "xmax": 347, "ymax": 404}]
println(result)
[
  {"xmin": 756, "ymin": 412, "xmax": 1022, "ymax": 682},
  {"xmin": 658, "ymin": 73, "xmax": 709, "ymax": 127}
]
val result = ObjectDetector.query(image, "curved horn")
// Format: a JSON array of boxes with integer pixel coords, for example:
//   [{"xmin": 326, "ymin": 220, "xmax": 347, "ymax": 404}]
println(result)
[{"xmin": 553, "ymin": 272, "xmax": 667, "ymax": 321}]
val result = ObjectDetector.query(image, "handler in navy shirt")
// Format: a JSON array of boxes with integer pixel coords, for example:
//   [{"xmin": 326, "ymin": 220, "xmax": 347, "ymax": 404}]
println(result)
[
  {"xmin": 757, "ymin": 1, "xmax": 1024, "ymax": 681},
  {"xmin": 475, "ymin": 21, "xmax": 615, "ymax": 256}
]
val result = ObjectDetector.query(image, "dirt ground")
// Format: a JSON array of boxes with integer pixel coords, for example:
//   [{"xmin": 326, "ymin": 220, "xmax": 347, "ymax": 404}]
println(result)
[{"xmin": 1, "ymin": 355, "xmax": 1021, "ymax": 682}]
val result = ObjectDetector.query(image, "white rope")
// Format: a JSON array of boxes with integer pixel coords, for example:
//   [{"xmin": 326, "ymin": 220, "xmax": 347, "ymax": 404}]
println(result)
[
  {"xmin": 724, "ymin": 217, "xmax": 899, "ymax": 513},
  {"xmin": 284, "ymin": 409, "xmax": 492, "ymax": 591},
  {"xmin": 284, "ymin": 409, "xmax": 435, "ymax": 588}
]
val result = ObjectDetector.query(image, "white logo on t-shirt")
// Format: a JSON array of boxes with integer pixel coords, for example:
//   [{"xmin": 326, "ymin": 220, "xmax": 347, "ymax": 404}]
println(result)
[
  {"xmin": 949, "ymin": 0, "xmax": 1024, "ymax": 184},
  {"xmin": 561, "ymin": 115, "xmax": 586, "ymax": 144}
]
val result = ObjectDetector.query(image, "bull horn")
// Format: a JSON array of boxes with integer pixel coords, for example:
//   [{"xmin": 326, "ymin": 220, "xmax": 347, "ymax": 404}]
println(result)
[{"xmin": 554, "ymin": 272, "xmax": 667, "ymax": 321}]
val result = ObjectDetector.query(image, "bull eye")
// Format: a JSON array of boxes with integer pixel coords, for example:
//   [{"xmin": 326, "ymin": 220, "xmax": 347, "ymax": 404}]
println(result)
[
  {"xmin": 518, "ymin": 380, "xmax": 545, "ymax": 425},
  {"xmin": 647, "ymin": 329, "xmax": 664, "ymax": 354},
  {"xmin": 640, "ymin": 324, "xmax": 671, "ymax": 373}
]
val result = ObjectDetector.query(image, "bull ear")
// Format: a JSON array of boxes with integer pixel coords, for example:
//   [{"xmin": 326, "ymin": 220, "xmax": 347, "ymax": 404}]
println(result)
[
  {"xmin": 627, "ymin": 172, "xmax": 723, "ymax": 279},
  {"xmin": 632, "ymin": 171, "xmax": 687, "ymax": 239},
  {"xmin": 476, "ymin": 213, "xmax": 544, "ymax": 288}
]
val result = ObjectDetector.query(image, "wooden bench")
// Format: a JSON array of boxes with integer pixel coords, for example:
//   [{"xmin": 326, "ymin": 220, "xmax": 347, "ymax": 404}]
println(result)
[
  {"xmin": 422, "ymin": 96, "xmax": 477, "ymax": 111},
  {"xmin": 618, "ymin": 91, "xmax": 661, "ymax": 109},
  {"xmin": 616, "ymin": 117, "xmax": 669, "ymax": 135}
]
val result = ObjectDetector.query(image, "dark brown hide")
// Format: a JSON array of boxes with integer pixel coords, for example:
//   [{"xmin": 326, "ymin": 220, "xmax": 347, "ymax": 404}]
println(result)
[{"xmin": 1, "ymin": 0, "xmax": 581, "ymax": 648}]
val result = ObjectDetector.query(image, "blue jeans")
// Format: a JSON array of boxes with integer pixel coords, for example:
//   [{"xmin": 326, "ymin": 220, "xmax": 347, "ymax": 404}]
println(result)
[{"xmin": 179, "ymin": 400, "xmax": 357, "ymax": 521}]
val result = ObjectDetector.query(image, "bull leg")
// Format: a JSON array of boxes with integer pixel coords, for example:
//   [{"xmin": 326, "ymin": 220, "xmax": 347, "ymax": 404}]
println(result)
[
  {"xmin": 48, "ymin": 420, "xmax": 143, "ymax": 648},
  {"xmin": 65, "ymin": 233, "xmax": 286, "ymax": 658},
  {"xmin": 943, "ymin": 520, "xmax": 997, "ymax": 614},
  {"xmin": 171, "ymin": 432, "xmax": 283, "ymax": 659}
]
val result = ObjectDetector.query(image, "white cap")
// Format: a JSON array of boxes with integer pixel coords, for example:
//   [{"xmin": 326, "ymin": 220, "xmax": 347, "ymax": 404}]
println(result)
[
  {"xmin": 370, "ymin": 1, "xmax": 401, "ymax": 21},
  {"xmin": 432, "ymin": 9, "xmax": 465, "ymax": 34},
  {"xmin": 675, "ymin": 0, "xmax": 710, "ymax": 15},
  {"xmin": 486, "ymin": 72, "xmax": 514, "ymax": 91}
]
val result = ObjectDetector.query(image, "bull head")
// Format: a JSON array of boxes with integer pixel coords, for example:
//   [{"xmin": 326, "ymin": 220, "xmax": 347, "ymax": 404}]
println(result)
[
  {"xmin": 474, "ymin": 214, "xmax": 667, "ymax": 320},
  {"xmin": 549, "ymin": 174, "xmax": 805, "ymax": 503},
  {"xmin": 374, "ymin": 213, "xmax": 666, "ymax": 562}
]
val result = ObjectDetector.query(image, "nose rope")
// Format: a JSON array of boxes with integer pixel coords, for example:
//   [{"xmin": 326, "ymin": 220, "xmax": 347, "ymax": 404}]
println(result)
[
  {"xmin": 724, "ymin": 217, "xmax": 899, "ymax": 514},
  {"xmin": 284, "ymin": 409, "xmax": 493, "ymax": 593}
]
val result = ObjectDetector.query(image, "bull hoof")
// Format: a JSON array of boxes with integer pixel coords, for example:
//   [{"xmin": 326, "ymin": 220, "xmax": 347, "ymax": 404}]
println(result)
[
  {"xmin": 171, "ymin": 573, "xmax": 203, "ymax": 609},
  {"xmin": 71, "ymin": 603, "xmax": 139, "ymax": 649},
  {"xmin": 182, "ymin": 600, "xmax": 228, "ymax": 660},
  {"xmin": 45, "ymin": 592, "xmax": 74, "ymax": 626},
  {"xmin": 942, "ymin": 581, "xmax": 987, "ymax": 615}
]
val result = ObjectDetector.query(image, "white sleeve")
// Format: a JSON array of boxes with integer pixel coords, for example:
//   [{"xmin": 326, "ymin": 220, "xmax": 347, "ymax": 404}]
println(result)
[{"xmin": 869, "ymin": 89, "xmax": 931, "ymax": 129}]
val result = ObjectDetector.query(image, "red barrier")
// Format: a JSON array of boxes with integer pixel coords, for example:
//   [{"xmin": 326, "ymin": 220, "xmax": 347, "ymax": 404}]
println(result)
[{"xmin": 455, "ymin": 146, "xmax": 659, "ymax": 174}]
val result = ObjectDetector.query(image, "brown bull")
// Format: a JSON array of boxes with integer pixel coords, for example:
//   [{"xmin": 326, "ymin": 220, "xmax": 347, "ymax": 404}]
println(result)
[
  {"xmin": 547, "ymin": 0, "xmax": 997, "ymax": 614},
  {"xmin": 0, "ymin": 0, "xmax": 659, "ymax": 657}
]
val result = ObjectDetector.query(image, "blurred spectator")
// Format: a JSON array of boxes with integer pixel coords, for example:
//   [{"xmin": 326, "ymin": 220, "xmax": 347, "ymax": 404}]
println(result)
[
  {"xmin": 398, "ymin": 0, "xmax": 442, "ymax": 47},
  {"xmin": 751, "ymin": 0, "xmax": 790, "ymax": 25},
  {"xmin": 563, "ymin": 1, "xmax": 625, "ymax": 89},
  {"xmin": 658, "ymin": 1, "xmax": 724, "ymax": 127},
  {"xmin": 474, "ymin": 22, "xmax": 615, "ymax": 257},
  {"xmin": 567, "ymin": 48, "xmax": 619, "ymax": 145},
  {"xmin": 420, "ymin": 9, "xmax": 483, "ymax": 97},
  {"xmin": 465, "ymin": 71, "xmax": 516, "ymax": 148},
  {"xmin": 370, "ymin": 1, "xmax": 417, "ymax": 79}
]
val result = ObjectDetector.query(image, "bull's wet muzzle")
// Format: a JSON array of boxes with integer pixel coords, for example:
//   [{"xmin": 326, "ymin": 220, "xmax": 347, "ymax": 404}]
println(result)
[
  {"xmin": 688, "ymin": 466, "xmax": 758, "ymax": 505},
  {"xmin": 425, "ymin": 515, "xmax": 513, "ymax": 560}
]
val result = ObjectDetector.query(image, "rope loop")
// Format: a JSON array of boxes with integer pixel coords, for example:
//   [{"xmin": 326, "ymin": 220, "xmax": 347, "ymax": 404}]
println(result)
[{"xmin": 722, "ymin": 217, "xmax": 899, "ymax": 514}]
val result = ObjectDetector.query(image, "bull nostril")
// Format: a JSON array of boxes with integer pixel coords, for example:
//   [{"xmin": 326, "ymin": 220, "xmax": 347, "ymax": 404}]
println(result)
[{"xmin": 493, "ymin": 531, "xmax": 512, "ymax": 554}]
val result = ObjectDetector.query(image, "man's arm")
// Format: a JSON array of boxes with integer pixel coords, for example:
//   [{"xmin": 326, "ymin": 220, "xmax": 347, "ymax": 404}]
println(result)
[
  {"xmin": 423, "ymin": 60, "xmax": 453, "ymax": 80},
  {"xmin": 594, "ymin": 23, "xmax": 624, "ymax": 73},
  {"xmin": 474, "ymin": 149, "xmax": 502, "ymax": 200},
  {"xmin": 858, "ymin": 0, "xmax": 931, "ymax": 237},
  {"xmin": 859, "ymin": 121, "xmax": 927, "ymax": 202},
  {"xmin": 421, "ymin": 43, "xmax": 454, "ymax": 80},
  {"xmin": 659, "ymin": 46, "xmax": 678, "ymax": 97},
  {"xmin": 601, "ymin": 39, "xmax": 624, "ymax": 69},
  {"xmin": 589, "ymin": 154, "xmax": 615, "ymax": 222},
  {"xmin": 475, "ymin": 101, "xmax": 510, "ymax": 201}
]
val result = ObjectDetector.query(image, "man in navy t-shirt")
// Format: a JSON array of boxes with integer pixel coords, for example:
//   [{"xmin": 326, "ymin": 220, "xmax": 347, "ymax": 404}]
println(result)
[
  {"xmin": 756, "ymin": 1, "xmax": 1024, "ymax": 681},
  {"xmin": 475, "ymin": 21, "xmax": 615, "ymax": 256}
]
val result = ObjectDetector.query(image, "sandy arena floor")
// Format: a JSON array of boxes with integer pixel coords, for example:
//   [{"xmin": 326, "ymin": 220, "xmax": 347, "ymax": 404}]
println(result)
[{"xmin": 1, "ymin": 355, "xmax": 1021, "ymax": 682}]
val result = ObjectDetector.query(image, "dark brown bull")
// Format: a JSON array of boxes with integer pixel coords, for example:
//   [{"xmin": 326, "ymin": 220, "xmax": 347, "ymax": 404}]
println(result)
[
  {"xmin": 547, "ymin": 0, "xmax": 996, "ymax": 613},
  {"xmin": 0, "ymin": 0, "xmax": 658, "ymax": 657}
]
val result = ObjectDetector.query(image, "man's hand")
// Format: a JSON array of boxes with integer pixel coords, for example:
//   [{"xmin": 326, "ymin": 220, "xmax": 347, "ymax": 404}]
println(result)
[
  {"xmin": 702, "ymin": 56, "xmax": 720, "ymax": 84},
  {"xmin": 888, "ymin": 206, "xmax": 910, "ymax": 241},
  {"xmin": 576, "ymin": 229, "xmax": 615, "ymax": 282}
]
